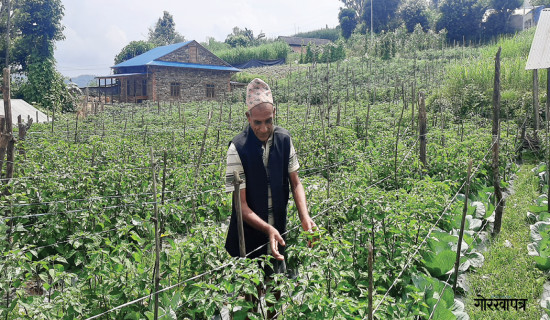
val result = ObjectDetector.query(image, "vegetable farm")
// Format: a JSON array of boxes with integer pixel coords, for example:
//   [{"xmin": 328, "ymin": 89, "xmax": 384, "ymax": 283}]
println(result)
[{"xmin": 1, "ymin": 28, "xmax": 547, "ymax": 319}]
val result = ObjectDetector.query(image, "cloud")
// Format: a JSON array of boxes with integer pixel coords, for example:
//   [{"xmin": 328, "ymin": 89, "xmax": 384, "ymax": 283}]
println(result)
[{"xmin": 54, "ymin": 0, "xmax": 341, "ymax": 77}]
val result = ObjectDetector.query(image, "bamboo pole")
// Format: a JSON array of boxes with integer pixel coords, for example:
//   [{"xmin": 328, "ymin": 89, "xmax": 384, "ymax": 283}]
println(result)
[{"xmin": 453, "ymin": 160, "xmax": 472, "ymax": 291}]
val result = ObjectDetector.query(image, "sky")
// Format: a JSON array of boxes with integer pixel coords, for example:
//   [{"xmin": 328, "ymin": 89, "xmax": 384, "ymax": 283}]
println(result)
[{"xmin": 54, "ymin": 0, "xmax": 342, "ymax": 78}]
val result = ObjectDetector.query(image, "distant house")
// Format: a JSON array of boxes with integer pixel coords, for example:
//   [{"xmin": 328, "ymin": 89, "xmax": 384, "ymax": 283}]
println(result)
[
  {"xmin": 510, "ymin": 5, "xmax": 546, "ymax": 31},
  {"xmin": 278, "ymin": 36, "xmax": 331, "ymax": 54},
  {"xmin": 96, "ymin": 40, "xmax": 240, "ymax": 103}
]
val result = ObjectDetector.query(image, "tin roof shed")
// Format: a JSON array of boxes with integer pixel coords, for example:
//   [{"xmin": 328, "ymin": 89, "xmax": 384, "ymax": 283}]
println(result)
[
  {"xmin": 526, "ymin": 9, "xmax": 550, "ymax": 70},
  {"xmin": 0, "ymin": 99, "xmax": 48, "ymax": 125}
]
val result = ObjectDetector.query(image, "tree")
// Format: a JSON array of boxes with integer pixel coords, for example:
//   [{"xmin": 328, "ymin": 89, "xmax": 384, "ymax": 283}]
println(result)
[
  {"xmin": 114, "ymin": 40, "xmax": 155, "ymax": 64},
  {"xmin": 339, "ymin": 0, "xmax": 367, "ymax": 18},
  {"xmin": 361, "ymin": 0, "xmax": 401, "ymax": 33},
  {"xmin": 398, "ymin": 0, "xmax": 430, "ymax": 32},
  {"xmin": 483, "ymin": 0, "xmax": 523, "ymax": 37},
  {"xmin": 148, "ymin": 11, "xmax": 185, "ymax": 46},
  {"xmin": 11, "ymin": 0, "xmax": 65, "ymax": 70},
  {"xmin": 436, "ymin": 0, "xmax": 488, "ymax": 42},
  {"xmin": 6, "ymin": 0, "xmax": 72, "ymax": 112},
  {"xmin": 224, "ymin": 27, "xmax": 265, "ymax": 47},
  {"xmin": 338, "ymin": 8, "xmax": 357, "ymax": 39}
]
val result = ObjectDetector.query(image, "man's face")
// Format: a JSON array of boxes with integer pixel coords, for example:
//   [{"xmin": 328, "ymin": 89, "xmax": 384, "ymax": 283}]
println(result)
[{"xmin": 247, "ymin": 103, "xmax": 275, "ymax": 142}]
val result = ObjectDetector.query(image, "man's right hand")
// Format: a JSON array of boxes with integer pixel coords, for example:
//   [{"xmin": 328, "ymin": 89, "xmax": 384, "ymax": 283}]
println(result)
[{"xmin": 268, "ymin": 226, "xmax": 286, "ymax": 261}]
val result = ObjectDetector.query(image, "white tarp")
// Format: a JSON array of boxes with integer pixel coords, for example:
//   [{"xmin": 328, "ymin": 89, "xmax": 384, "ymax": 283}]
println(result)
[
  {"xmin": 526, "ymin": 9, "xmax": 550, "ymax": 70},
  {"xmin": 0, "ymin": 99, "xmax": 48, "ymax": 125}
]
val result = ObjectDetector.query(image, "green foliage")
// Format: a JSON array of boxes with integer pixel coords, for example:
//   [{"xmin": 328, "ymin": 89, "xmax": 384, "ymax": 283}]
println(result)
[
  {"xmin": 114, "ymin": 40, "xmax": 156, "ymax": 65},
  {"xmin": 338, "ymin": 8, "xmax": 357, "ymax": 40},
  {"xmin": 439, "ymin": 28, "xmax": 539, "ymax": 117},
  {"xmin": 15, "ymin": 57, "xmax": 77, "ymax": 112},
  {"xmin": 201, "ymin": 37, "xmax": 231, "ymax": 52},
  {"xmin": 224, "ymin": 27, "xmax": 266, "ymax": 48},
  {"xmin": 361, "ymin": 0, "xmax": 401, "ymax": 32},
  {"xmin": 436, "ymin": 0, "xmax": 487, "ymax": 42},
  {"xmin": 292, "ymin": 27, "xmax": 341, "ymax": 42},
  {"xmin": 299, "ymin": 41, "xmax": 345, "ymax": 64},
  {"xmin": 482, "ymin": 0, "xmax": 524, "ymax": 38},
  {"xmin": 147, "ymin": 11, "xmax": 185, "ymax": 46},
  {"xmin": 213, "ymin": 41, "xmax": 289, "ymax": 65},
  {"xmin": 398, "ymin": 0, "xmax": 430, "ymax": 32},
  {"xmin": 9, "ymin": 0, "xmax": 65, "ymax": 71}
]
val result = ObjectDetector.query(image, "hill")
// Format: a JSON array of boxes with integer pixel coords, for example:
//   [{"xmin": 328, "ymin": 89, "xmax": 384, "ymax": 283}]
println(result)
[{"xmin": 64, "ymin": 74, "xmax": 97, "ymax": 88}]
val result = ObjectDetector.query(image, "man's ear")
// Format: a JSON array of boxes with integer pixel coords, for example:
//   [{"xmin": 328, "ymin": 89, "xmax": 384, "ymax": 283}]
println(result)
[{"xmin": 245, "ymin": 111, "xmax": 250, "ymax": 119}]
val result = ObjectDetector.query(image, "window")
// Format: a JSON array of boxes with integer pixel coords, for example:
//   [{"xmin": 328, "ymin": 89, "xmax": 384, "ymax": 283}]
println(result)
[
  {"xmin": 189, "ymin": 46, "xmax": 197, "ymax": 63},
  {"xmin": 170, "ymin": 82, "xmax": 181, "ymax": 97},
  {"xmin": 206, "ymin": 84, "xmax": 215, "ymax": 98},
  {"xmin": 142, "ymin": 79, "xmax": 147, "ymax": 96}
]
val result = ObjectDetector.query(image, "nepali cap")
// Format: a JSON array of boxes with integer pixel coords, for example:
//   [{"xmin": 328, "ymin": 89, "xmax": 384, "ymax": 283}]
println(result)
[{"xmin": 246, "ymin": 78, "xmax": 273, "ymax": 110}]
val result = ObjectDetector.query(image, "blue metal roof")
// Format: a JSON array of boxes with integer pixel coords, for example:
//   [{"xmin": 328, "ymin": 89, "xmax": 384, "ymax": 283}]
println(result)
[
  {"xmin": 149, "ymin": 61, "xmax": 240, "ymax": 72},
  {"xmin": 112, "ymin": 41, "xmax": 192, "ymax": 68}
]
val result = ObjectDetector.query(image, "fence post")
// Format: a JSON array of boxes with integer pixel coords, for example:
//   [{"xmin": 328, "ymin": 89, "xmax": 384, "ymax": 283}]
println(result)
[
  {"xmin": 192, "ymin": 110, "xmax": 212, "ymax": 222},
  {"xmin": 233, "ymin": 170, "xmax": 246, "ymax": 257},
  {"xmin": 453, "ymin": 160, "xmax": 472, "ymax": 291},
  {"xmin": 419, "ymin": 92, "xmax": 427, "ymax": 170},
  {"xmin": 368, "ymin": 241, "xmax": 373, "ymax": 320},
  {"xmin": 533, "ymin": 69, "xmax": 540, "ymax": 132},
  {"xmin": 3, "ymin": 69, "xmax": 15, "ymax": 185},
  {"xmin": 492, "ymin": 47, "xmax": 504, "ymax": 234},
  {"xmin": 150, "ymin": 147, "xmax": 160, "ymax": 320}
]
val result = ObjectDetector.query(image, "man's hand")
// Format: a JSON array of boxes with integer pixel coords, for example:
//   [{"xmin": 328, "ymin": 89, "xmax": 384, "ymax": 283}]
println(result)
[
  {"xmin": 301, "ymin": 217, "xmax": 318, "ymax": 248},
  {"xmin": 268, "ymin": 226, "xmax": 286, "ymax": 261}
]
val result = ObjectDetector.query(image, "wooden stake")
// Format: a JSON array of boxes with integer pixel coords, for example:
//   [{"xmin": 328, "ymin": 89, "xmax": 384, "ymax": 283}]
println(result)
[
  {"xmin": 233, "ymin": 170, "xmax": 246, "ymax": 257},
  {"xmin": 492, "ymin": 47, "xmax": 504, "ymax": 234},
  {"xmin": 368, "ymin": 241, "xmax": 373, "ymax": 320},
  {"xmin": 150, "ymin": 147, "xmax": 160, "ymax": 320},
  {"xmin": 534, "ymin": 69, "xmax": 540, "ymax": 132},
  {"xmin": 74, "ymin": 114, "xmax": 79, "ymax": 143},
  {"xmin": 453, "ymin": 160, "xmax": 472, "ymax": 291},
  {"xmin": 3, "ymin": 69, "xmax": 15, "ymax": 184},
  {"xmin": 419, "ymin": 92, "xmax": 427, "ymax": 169}
]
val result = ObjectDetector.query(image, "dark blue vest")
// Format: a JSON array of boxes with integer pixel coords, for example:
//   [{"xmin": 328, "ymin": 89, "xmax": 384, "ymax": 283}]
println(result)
[{"xmin": 225, "ymin": 125, "xmax": 291, "ymax": 258}]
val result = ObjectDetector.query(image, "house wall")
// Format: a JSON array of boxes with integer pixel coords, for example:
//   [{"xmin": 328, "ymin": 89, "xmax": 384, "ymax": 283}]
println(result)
[
  {"xmin": 149, "ymin": 66, "xmax": 234, "ymax": 102},
  {"xmin": 160, "ymin": 41, "xmax": 229, "ymax": 66}
]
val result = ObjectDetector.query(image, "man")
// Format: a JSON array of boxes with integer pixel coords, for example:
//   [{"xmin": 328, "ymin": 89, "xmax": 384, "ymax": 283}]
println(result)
[{"xmin": 224, "ymin": 78, "xmax": 316, "ymax": 306}]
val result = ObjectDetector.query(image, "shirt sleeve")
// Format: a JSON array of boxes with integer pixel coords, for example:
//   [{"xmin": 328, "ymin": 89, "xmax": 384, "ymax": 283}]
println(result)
[
  {"xmin": 225, "ymin": 143, "xmax": 246, "ymax": 192},
  {"xmin": 288, "ymin": 139, "xmax": 300, "ymax": 173}
]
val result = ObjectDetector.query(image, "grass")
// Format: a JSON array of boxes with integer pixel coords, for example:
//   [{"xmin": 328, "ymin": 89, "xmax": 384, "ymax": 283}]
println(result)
[{"xmin": 466, "ymin": 162, "xmax": 546, "ymax": 319}]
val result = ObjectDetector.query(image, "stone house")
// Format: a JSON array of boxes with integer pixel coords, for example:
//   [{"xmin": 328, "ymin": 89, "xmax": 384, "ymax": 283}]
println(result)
[{"xmin": 96, "ymin": 40, "xmax": 240, "ymax": 103}]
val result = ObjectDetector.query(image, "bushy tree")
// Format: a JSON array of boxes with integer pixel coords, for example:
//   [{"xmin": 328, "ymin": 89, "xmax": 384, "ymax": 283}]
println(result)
[
  {"xmin": 114, "ymin": 40, "xmax": 155, "ymax": 64},
  {"xmin": 436, "ymin": 0, "xmax": 487, "ymax": 42},
  {"xmin": 224, "ymin": 27, "xmax": 265, "ymax": 48},
  {"xmin": 339, "ymin": 0, "xmax": 366, "ymax": 18},
  {"xmin": 339, "ymin": 8, "xmax": 357, "ymax": 39},
  {"xmin": 148, "ymin": 11, "xmax": 185, "ymax": 46},
  {"xmin": 361, "ymin": 0, "xmax": 401, "ymax": 33},
  {"xmin": 3, "ymin": 0, "xmax": 73, "ymax": 111},
  {"xmin": 10, "ymin": 0, "xmax": 65, "ymax": 70},
  {"xmin": 398, "ymin": 0, "xmax": 430, "ymax": 32}
]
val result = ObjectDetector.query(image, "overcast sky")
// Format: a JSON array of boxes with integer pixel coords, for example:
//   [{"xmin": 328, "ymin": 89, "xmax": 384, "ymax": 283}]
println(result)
[{"xmin": 54, "ymin": 0, "xmax": 342, "ymax": 78}]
